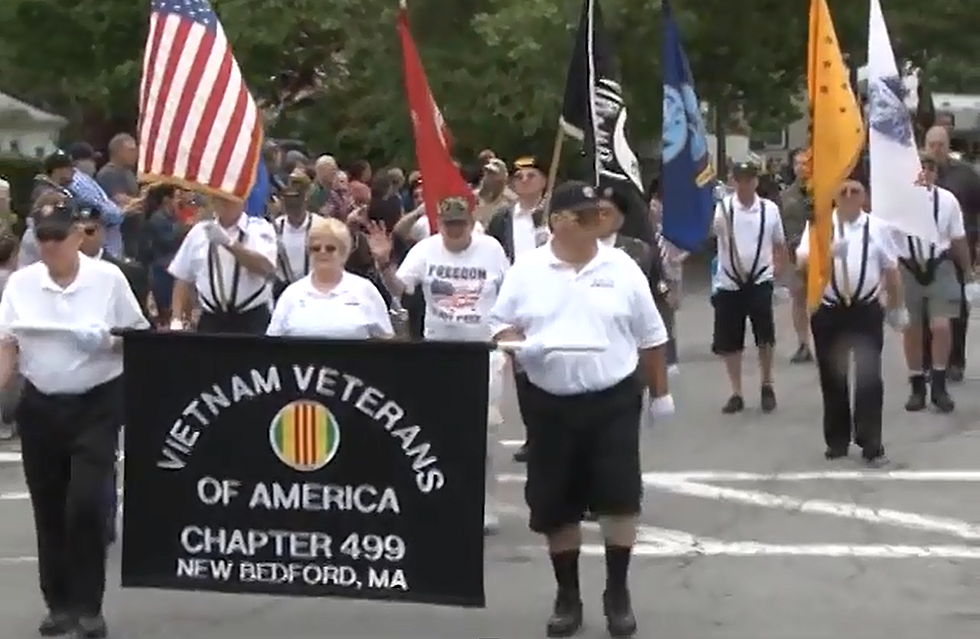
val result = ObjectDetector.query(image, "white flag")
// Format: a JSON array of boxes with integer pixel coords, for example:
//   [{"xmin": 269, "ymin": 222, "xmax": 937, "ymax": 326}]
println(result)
[{"xmin": 867, "ymin": 0, "xmax": 939, "ymax": 242}]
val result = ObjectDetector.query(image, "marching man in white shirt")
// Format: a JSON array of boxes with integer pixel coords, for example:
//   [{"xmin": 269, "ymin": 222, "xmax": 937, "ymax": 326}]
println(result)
[
  {"xmin": 896, "ymin": 155, "xmax": 973, "ymax": 413},
  {"xmin": 168, "ymin": 194, "xmax": 278, "ymax": 334},
  {"xmin": 371, "ymin": 197, "xmax": 510, "ymax": 535},
  {"xmin": 489, "ymin": 181, "xmax": 673, "ymax": 638},
  {"xmin": 796, "ymin": 173, "xmax": 905, "ymax": 466},
  {"xmin": 0, "ymin": 202, "xmax": 149, "ymax": 638},
  {"xmin": 712, "ymin": 161, "xmax": 789, "ymax": 414},
  {"xmin": 272, "ymin": 169, "xmax": 319, "ymax": 300}
]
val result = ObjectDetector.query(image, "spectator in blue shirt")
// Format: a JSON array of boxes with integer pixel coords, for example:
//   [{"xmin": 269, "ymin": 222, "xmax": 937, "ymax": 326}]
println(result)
[{"xmin": 67, "ymin": 142, "xmax": 125, "ymax": 257}]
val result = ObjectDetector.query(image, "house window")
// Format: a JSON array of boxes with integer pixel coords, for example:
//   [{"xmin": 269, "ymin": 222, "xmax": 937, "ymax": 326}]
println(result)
[
  {"xmin": 34, "ymin": 146, "xmax": 45, "ymax": 158},
  {"xmin": 8, "ymin": 140, "xmax": 19, "ymax": 154},
  {"xmin": 749, "ymin": 129, "xmax": 788, "ymax": 151}
]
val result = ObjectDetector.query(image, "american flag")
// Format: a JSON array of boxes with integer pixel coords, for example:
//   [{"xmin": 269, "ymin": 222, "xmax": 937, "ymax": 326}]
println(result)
[{"xmin": 138, "ymin": 0, "xmax": 262, "ymax": 200}]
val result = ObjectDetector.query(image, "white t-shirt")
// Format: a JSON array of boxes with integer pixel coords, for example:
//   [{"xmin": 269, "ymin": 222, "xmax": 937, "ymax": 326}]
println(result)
[
  {"xmin": 395, "ymin": 233, "xmax": 509, "ymax": 342},
  {"xmin": 266, "ymin": 272, "xmax": 393, "ymax": 339},
  {"xmin": 712, "ymin": 195, "xmax": 785, "ymax": 290}
]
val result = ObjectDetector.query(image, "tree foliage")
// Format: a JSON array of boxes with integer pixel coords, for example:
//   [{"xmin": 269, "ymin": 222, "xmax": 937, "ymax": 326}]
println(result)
[{"xmin": 0, "ymin": 0, "xmax": 974, "ymax": 167}]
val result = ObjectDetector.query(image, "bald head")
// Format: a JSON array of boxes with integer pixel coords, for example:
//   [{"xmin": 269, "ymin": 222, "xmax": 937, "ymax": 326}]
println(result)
[{"xmin": 924, "ymin": 125, "xmax": 951, "ymax": 163}]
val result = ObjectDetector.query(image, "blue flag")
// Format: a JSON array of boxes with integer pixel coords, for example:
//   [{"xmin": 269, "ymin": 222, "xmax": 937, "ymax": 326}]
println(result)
[
  {"xmin": 661, "ymin": 0, "xmax": 715, "ymax": 252},
  {"xmin": 244, "ymin": 157, "xmax": 270, "ymax": 218}
]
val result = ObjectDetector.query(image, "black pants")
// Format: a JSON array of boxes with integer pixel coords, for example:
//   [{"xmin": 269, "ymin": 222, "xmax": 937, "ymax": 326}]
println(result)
[
  {"xmin": 810, "ymin": 304, "xmax": 884, "ymax": 456},
  {"xmin": 513, "ymin": 369, "xmax": 534, "ymax": 435},
  {"xmin": 922, "ymin": 263, "xmax": 968, "ymax": 370},
  {"xmin": 17, "ymin": 378, "xmax": 121, "ymax": 615},
  {"xmin": 198, "ymin": 305, "xmax": 271, "ymax": 334},
  {"xmin": 522, "ymin": 374, "xmax": 643, "ymax": 534}
]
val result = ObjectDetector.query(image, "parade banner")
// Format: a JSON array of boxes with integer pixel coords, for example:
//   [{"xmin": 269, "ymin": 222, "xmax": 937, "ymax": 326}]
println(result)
[{"xmin": 120, "ymin": 332, "xmax": 490, "ymax": 608}]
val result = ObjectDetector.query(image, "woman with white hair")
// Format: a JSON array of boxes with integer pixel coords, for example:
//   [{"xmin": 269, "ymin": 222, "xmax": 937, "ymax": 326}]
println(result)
[{"xmin": 267, "ymin": 216, "xmax": 393, "ymax": 339}]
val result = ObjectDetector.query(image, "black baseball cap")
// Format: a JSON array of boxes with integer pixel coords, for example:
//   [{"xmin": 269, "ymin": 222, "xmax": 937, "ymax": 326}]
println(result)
[
  {"xmin": 32, "ymin": 201, "xmax": 81, "ymax": 240},
  {"xmin": 550, "ymin": 180, "xmax": 601, "ymax": 213},
  {"xmin": 599, "ymin": 184, "xmax": 630, "ymax": 215},
  {"xmin": 731, "ymin": 161, "xmax": 759, "ymax": 179},
  {"xmin": 67, "ymin": 142, "xmax": 100, "ymax": 162},
  {"xmin": 43, "ymin": 150, "xmax": 73, "ymax": 175}
]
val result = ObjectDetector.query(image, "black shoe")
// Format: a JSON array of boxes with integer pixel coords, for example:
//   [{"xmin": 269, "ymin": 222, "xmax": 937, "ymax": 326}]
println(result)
[
  {"xmin": 512, "ymin": 442, "xmax": 528, "ymax": 463},
  {"xmin": 760, "ymin": 385, "xmax": 777, "ymax": 413},
  {"xmin": 863, "ymin": 452, "xmax": 889, "ymax": 468},
  {"xmin": 73, "ymin": 615, "xmax": 107, "ymax": 639},
  {"xmin": 930, "ymin": 370, "xmax": 955, "ymax": 413},
  {"xmin": 721, "ymin": 395, "xmax": 744, "ymax": 414},
  {"xmin": 948, "ymin": 366, "xmax": 965, "ymax": 383},
  {"xmin": 546, "ymin": 595, "xmax": 583, "ymax": 638},
  {"xmin": 602, "ymin": 589, "xmax": 638, "ymax": 637},
  {"xmin": 824, "ymin": 447, "xmax": 848, "ymax": 460},
  {"xmin": 904, "ymin": 375, "xmax": 927, "ymax": 412},
  {"xmin": 39, "ymin": 611, "xmax": 76, "ymax": 637},
  {"xmin": 790, "ymin": 344, "xmax": 813, "ymax": 364}
]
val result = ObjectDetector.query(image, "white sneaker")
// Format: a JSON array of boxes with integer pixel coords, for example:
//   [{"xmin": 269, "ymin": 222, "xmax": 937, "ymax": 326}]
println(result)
[{"xmin": 483, "ymin": 507, "xmax": 500, "ymax": 535}]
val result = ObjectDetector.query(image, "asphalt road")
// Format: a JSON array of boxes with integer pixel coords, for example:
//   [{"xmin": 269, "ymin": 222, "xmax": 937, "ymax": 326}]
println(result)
[{"xmin": 2, "ymin": 282, "xmax": 980, "ymax": 638}]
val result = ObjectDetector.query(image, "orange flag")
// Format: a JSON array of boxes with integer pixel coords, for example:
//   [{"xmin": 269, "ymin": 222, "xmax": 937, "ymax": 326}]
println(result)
[
  {"xmin": 805, "ymin": 0, "xmax": 866, "ymax": 309},
  {"xmin": 396, "ymin": 0, "xmax": 473, "ymax": 232}
]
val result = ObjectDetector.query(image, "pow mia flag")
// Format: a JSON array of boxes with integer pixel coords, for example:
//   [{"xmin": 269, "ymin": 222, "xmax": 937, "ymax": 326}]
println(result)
[{"xmin": 559, "ymin": 0, "xmax": 654, "ymax": 244}]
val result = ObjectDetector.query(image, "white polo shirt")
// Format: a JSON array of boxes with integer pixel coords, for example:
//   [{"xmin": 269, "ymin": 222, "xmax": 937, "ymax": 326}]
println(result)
[
  {"xmin": 893, "ymin": 186, "xmax": 965, "ymax": 262},
  {"xmin": 0, "ymin": 254, "xmax": 149, "ymax": 394},
  {"xmin": 169, "ymin": 213, "xmax": 277, "ymax": 313},
  {"xmin": 273, "ymin": 213, "xmax": 317, "ymax": 283},
  {"xmin": 489, "ymin": 243, "xmax": 668, "ymax": 395},
  {"xmin": 396, "ymin": 233, "xmax": 509, "ymax": 342},
  {"xmin": 796, "ymin": 211, "xmax": 897, "ymax": 305},
  {"xmin": 266, "ymin": 272, "xmax": 393, "ymax": 339},
  {"xmin": 712, "ymin": 195, "xmax": 785, "ymax": 290}
]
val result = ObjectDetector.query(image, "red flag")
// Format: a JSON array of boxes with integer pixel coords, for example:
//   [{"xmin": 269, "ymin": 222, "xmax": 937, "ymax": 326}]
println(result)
[{"xmin": 397, "ymin": 1, "xmax": 473, "ymax": 231}]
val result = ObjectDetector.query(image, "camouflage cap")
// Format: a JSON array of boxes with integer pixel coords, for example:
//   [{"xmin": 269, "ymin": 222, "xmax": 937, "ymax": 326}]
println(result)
[{"xmin": 438, "ymin": 197, "xmax": 471, "ymax": 222}]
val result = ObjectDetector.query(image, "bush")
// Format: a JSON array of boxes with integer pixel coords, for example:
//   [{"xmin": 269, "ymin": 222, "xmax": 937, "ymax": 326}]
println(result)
[{"xmin": 0, "ymin": 153, "xmax": 43, "ymax": 236}]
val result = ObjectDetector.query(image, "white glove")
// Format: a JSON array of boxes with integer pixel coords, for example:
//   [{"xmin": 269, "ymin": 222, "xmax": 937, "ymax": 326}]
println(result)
[
  {"xmin": 773, "ymin": 286, "xmax": 791, "ymax": 302},
  {"xmin": 885, "ymin": 307, "xmax": 910, "ymax": 330},
  {"xmin": 72, "ymin": 322, "xmax": 112, "ymax": 353},
  {"xmin": 204, "ymin": 222, "xmax": 231, "ymax": 246},
  {"xmin": 647, "ymin": 394, "xmax": 675, "ymax": 420},
  {"xmin": 830, "ymin": 238, "xmax": 849, "ymax": 259},
  {"xmin": 513, "ymin": 339, "xmax": 549, "ymax": 368},
  {"xmin": 169, "ymin": 318, "xmax": 186, "ymax": 331},
  {"xmin": 965, "ymin": 281, "xmax": 980, "ymax": 304}
]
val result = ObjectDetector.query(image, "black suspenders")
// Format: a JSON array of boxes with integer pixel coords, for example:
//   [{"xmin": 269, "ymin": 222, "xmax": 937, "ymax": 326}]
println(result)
[
  {"xmin": 826, "ymin": 217, "xmax": 873, "ymax": 306},
  {"xmin": 205, "ymin": 227, "xmax": 265, "ymax": 314},
  {"xmin": 721, "ymin": 199, "xmax": 767, "ymax": 287},
  {"xmin": 275, "ymin": 216, "xmax": 311, "ymax": 283},
  {"xmin": 899, "ymin": 190, "xmax": 943, "ymax": 285}
]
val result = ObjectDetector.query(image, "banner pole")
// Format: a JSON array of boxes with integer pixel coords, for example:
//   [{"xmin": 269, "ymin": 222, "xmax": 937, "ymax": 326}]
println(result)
[{"xmin": 542, "ymin": 126, "xmax": 565, "ymax": 217}]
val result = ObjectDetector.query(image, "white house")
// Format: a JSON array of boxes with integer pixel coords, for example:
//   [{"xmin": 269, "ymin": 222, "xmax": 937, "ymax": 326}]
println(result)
[{"xmin": 0, "ymin": 91, "xmax": 67, "ymax": 158}]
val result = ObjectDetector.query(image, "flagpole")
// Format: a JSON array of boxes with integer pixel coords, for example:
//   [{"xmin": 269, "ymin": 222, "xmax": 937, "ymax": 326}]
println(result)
[{"xmin": 542, "ymin": 126, "xmax": 565, "ymax": 217}]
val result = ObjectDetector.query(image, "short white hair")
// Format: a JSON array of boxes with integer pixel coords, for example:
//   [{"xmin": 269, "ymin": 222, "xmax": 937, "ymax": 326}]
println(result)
[
  {"xmin": 309, "ymin": 216, "xmax": 351, "ymax": 256},
  {"xmin": 315, "ymin": 155, "xmax": 337, "ymax": 169}
]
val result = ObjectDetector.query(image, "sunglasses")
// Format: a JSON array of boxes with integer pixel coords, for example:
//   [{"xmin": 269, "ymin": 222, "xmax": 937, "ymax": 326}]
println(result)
[
  {"xmin": 308, "ymin": 244, "xmax": 338, "ymax": 254},
  {"xmin": 36, "ymin": 228, "xmax": 69, "ymax": 243}
]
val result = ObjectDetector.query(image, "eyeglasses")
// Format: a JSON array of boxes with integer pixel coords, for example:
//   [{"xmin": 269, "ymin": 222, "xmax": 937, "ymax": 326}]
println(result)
[
  {"xmin": 308, "ymin": 244, "xmax": 338, "ymax": 254},
  {"xmin": 36, "ymin": 229, "xmax": 69, "ymax": 243}
]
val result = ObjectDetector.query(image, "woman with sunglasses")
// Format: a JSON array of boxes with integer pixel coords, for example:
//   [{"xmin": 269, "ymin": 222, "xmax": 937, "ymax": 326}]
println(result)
[{"xmin": 266, "ymin": 216, "xmax": 393, "ymax": 339}]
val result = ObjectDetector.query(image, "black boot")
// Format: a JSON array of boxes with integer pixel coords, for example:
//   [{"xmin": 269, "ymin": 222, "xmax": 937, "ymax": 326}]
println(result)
[
  {"xmin": 603, "ymin": 589, "xmax": 638, "ymax": 637},
  {"xmin": 546, "ymin": 592, "xmax": 583, "ymax": 637},
  {"xmin": 930, "ymin": 369, "xmax": 955, "ymax": 413},
  {"xmin": 904, "ymin": 374, "xmax": 927, "ymax": 412},
  {"xmin": 38, "ymin": 611, "xmax": 76, "ymax": 637}
]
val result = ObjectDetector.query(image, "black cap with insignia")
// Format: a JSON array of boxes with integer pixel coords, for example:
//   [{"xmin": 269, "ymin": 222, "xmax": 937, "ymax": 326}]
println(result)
[
  {"xmin": 731, "ymin": 161, "xmax": 760, "ymax": 179},
  {"xmin": 550, "ymin": 180, "xmax": 601, "ymax": 213}
]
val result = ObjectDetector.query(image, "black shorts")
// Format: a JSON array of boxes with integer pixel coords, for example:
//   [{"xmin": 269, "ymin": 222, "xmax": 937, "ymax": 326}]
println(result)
[
  {"xmin": 522, "ymin": 373, "xmax": 643, "ymax": 534},
  {"xmin": 712, "ymin": 282, "xmax": 776, "ymax": 355}
]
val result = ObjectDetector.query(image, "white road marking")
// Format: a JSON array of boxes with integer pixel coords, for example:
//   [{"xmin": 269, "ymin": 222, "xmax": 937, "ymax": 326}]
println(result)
[
  {"xmin": 646, "ymin": 478, "xmax": 980, "ymax": 540},
  {"xmin": 499, "ymin": 440, "xmax": 524, "ymax": 448},
  {"xmin": 576, "ymin": 543, "xmax": 980, "ymax": 558},
  {"xmin": 499, "ymin": 470, "xmax": 980, "ymax": 482}
]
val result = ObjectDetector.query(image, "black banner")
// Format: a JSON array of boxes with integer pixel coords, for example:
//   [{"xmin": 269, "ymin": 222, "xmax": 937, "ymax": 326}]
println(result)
[{"xmin": 120, "ymin": 332, "xmax": 490, "ymax": 608}]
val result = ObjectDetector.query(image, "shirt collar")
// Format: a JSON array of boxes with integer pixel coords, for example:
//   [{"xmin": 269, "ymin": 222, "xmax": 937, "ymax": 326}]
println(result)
[
  {"xmin": 834, "ymin": 210, "xmax": 867, "ymax": 229},
  {"xmin": 95, "ymin": 249, "xmax": 104, "ymax": 260},
  {"xmin": 546, "ymin": 240, "xmax": 615, "ymax": 273},
  {"xmin": 219, "ymin": 213, "xmax": 248, "ymax": 232},
  {"xmin": 730, "ymin": 195, "xmax": 760, "ymax": 212},
  {"xmin": 600, "ymin": 233, "xmax": 617, "ymax": 247},
  {"xmin": 40, "ymin": 254, "xmax": 93, "ymax": 293}
]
